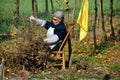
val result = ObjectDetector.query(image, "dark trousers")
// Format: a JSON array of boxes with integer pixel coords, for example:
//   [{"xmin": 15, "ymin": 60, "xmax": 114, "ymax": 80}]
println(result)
[{"xmin": 50, "ymin": 41, "xmax": 62, "ymax": 51}]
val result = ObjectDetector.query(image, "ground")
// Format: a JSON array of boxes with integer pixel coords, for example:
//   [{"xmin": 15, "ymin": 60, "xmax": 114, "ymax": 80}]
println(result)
[{"xmin": 0, "ymin": 15, "xmax": 120, "ymax": 80}]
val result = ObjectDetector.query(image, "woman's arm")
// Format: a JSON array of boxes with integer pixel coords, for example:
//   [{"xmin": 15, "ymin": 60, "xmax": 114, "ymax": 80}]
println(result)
[
  {"xmin": 30, "ymin": 16, "xmax": 46, "ymax": 27},
  {"xmin": 44, "ymin": 34, "xmax": 59, "ymax": 44}
]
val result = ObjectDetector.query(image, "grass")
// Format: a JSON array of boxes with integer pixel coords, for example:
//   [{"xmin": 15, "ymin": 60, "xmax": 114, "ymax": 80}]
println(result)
[{"xmin": 108, "ymin": 65, "xmax": 120, "ymax": 72}]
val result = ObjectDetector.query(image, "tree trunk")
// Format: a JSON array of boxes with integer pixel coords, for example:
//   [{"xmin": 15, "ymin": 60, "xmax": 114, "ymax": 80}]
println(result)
[
  {"xmin": 100, "ymin": 0, "xmax": 107, "ymax": 41},
  {"xmin": 16, "ymin": 0, "xmax": 19, "ymax": 16},
  {"xmin": 50, "ymin": 0, "xmax": 54, "ymax": 13},
  {"xmin": 32, "ymin": 0, "xmax": 34, "ymax": 13},
  {"xmin": 14, "ymin": 0, "xmax": 20, "ymax": 23},
  {"xmin": 45, "ymin": 0, "xmax": 48, "ymax": 12},
  {"xmin": 32, "ymin": 0, "xmax": 38, "ymax": 16},
  {"xmin": 35, "ymin": 0, "xmax": 38, "ymax": 16},
  {"xmin": 72, "ymin": 0, "xmax": 76, "ymax": 23},
  {"xmin": 93, "ymin": 0, "xmax": 98, "ymax": 51},
  {"xmin": 71, "ymin": 0, "xmax": 76, "ymax": 38},
  {"xmin": 68, "ymin": 37, "xmax": 72, "ymax": 69},
  {"xmin": 110, "ymin": 0, "xmax": 115, "ymax": 39}
]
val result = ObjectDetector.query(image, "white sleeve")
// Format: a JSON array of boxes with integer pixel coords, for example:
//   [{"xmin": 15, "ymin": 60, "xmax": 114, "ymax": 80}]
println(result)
[
  {"xmin": 36, "ymin": 19, "xmax": 46, "ymax": 27},
  {"xmin": 30, "ymin": 16, "xmax": 46, "ymax": 27},
  {"xmin": 44, "ymin": 35, "xmax": 59, "ymax": 44}
]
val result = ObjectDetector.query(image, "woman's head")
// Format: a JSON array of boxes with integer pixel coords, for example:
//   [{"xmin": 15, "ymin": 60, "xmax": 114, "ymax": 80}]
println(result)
[{"xmin": 52, "ymin": 11, "xmax": 64, "ymax": 25}]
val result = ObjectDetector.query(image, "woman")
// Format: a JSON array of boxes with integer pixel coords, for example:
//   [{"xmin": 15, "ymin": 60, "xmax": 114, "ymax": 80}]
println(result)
[{"xmin": 30, "ymin": 11, "xmax": 67, "ymax": 51}]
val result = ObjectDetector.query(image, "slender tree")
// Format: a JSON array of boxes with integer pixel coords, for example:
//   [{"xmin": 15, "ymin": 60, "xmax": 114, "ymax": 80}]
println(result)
[
  {"xmin": 110, "ymin": 0, "xmax": 115, "ymax": 39},
  {"xmin": 72, "ymin": 0, "xmax": 76, "ymax": 23},
  {"xmin": 45, "ymin": 0, "xmax": 48, "ymax": 12},
  {"xmin": 14, "ymin": 0, "xmax": 20, "ymax": 23},
  {"xmin": 93, "ymin": 0, "xmax": 98, "ymax": 51},
  {"xmin": 63, "ymin": 0, "xmax": 73, "ymax": 68},
  {"xmin": 50, "ymin": 0, "xmax": 54, "ymax": 13},
  {"xmin": 100, "ymin": 0, "xmax": 107, "ymax": 41},
  {"xmin": 71, "ymin": 0, "xmax": 76, "ymax": 38},
  {"xmin": 32, "ymin": 0, "xmax": 38, "ymax": 16},
  {"xmin": 32, "ymin": 0, "xmax": 35, "ymax": 13},
  {"xmin": 35, "ymin": 0, "xmax": 38, "ymax": 16}
]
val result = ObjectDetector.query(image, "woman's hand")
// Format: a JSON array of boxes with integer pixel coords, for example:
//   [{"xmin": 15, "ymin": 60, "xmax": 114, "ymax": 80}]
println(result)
[{"xmin": 30, "ymin": 16, "xmax": 36, "ymax": 22}]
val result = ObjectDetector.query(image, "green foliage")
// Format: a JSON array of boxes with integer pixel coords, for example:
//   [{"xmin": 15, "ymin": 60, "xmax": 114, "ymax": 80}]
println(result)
[
  {"xmin": 97, "ymin": 41, "xmax": 113, "ymax": 52},
  {"xmin": 107, "ymin": 65, "xmax": 120, "ymax": 72},
  {"xmin": 0, "ymin": 19, "xmax": 11, "ymax": 33},
  {"xmin": 32, "ymin": 73, "xmax": 46, "ymax": 79}
]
